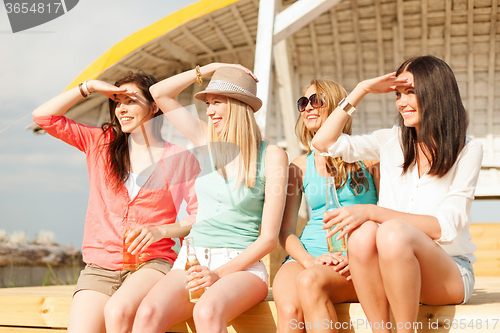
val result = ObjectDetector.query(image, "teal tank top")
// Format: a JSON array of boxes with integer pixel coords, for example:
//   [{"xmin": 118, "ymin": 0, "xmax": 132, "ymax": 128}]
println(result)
[
  {"xmin": 189, "ymin": 142, "xmax": 268, "ymax": 249},
  {"xmin": 299, "ymin": 150, "xmax": 378, "ymax": 257}
]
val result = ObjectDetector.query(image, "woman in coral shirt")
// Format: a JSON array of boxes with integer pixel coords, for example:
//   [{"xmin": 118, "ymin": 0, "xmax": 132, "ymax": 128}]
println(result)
[{"xmin": 32, "ymin": 72, "xmax": 199, "ymax": 333}]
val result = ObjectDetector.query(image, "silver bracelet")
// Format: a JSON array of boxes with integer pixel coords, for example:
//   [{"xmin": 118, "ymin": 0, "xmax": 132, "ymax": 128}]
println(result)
[{"xmin": 338, "ymin": 98, "xmax": 356, "ymax": 116}]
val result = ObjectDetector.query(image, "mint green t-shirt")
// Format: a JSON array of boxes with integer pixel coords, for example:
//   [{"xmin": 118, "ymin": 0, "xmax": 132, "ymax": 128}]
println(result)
[{"xmin": 189, "ymin": 142, "xmax": 268, "ymax": 249}]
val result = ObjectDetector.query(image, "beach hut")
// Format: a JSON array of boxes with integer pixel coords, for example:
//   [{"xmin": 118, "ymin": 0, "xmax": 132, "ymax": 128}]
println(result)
[
  {"xmin": 27, "ymin": 0, "xmax": 500, "ymax": 197},
  {"xmin": 7, "ymin": 1, "xmax": 499, "ymax": 330}
]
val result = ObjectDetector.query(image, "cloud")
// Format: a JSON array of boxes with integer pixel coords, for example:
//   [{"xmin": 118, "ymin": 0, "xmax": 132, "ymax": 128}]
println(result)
[{"xmin": 0, "ymin": 151, "xmax": 85, "ymax": 168}]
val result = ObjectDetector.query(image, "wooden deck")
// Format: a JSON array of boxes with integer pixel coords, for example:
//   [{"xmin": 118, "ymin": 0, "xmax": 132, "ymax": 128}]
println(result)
[
  {"xmin": 0, "ymin": 223, "xmax": 499, "ymax": 332},
  {"xmin": 0, "ymin": 277, "xmax": 499, "ymax": 332}
]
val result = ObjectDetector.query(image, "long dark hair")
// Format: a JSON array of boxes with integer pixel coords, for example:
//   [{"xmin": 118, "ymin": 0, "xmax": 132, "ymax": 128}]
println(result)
[
  {"xmin": 296, "ymin": 79, "xmax": 370, "ymax": 194},
  {"xmin": 396, "ymin": 56, "xmax": 468, "ymax": 177},
  {"xmin": 101, "ymin": 71, "xmax": 163, "ymax": 189}
]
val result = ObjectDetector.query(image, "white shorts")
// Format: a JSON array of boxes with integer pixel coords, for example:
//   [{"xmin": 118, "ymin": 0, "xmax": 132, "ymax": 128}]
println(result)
[{"xmin": 172, "ymin": 246, "xmax": 269, "ymax": 286}]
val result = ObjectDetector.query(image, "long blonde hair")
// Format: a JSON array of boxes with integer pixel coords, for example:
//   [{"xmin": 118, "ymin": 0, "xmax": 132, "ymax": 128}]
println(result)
[
  {"xmin": 208, "ymin": 97, "xmax": 262, "ymax": 188},
  {"xmin": 295, "ymin": 79, "xmax": 369, "ymax": 194}
]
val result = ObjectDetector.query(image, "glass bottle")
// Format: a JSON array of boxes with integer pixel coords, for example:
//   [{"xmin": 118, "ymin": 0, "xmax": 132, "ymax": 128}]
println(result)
[
  {"xmin": 184, "ymin": 237, "xmax": 205, "ymax": 303},
  {"xmin": 123, "ymin": 226, "xmax": 139, "ymax": 270},
  {"xmin": 325, "ymin": 177, "xmax": 347, "ymax": 252}
]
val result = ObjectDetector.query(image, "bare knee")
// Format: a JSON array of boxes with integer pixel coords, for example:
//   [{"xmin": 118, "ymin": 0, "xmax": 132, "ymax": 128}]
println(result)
[
  {"xmin": 348, "ymin": 221, "xmax": 378, "ymax": 262},
  {"xmin": 376, "ymin": 220, "xmax": 414, "ymax": 252},
  {"xmin": 277, "ymin": 301, "xmax": 302, "ymax": 321},
  {"xmin": 193, "ymin": 302, "xmax": 223, "ymax": 332},
  {"xmin": 376, "ymin": 219, "xmax": 415, "ymax": 259},
  {"xmin": 296, "ymin": 269, "xmax": 329, "ymax": 305},
  {"xmin": 134, "ymin": 302, "xmax": 163, "ymax": 329},
  {"xmin": 104, "ymin": 298, "xmax": 130, "ymax": 326}
]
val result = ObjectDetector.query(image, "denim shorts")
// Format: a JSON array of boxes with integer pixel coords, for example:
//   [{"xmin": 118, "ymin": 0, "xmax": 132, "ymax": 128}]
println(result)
[
  {"xmin": 172, "ymin": 245, "xmax": 269, "ymax": 286},
  {"xmin": 452, "ymin": 255, "xmax": 475, "ymax": 304},
  {"xmin": 283, "ymin": 255, "xmax": 474, "ymax": 304},
  {"xmin": 282, "ymin": 255, "xmax": 297, "ymax": 265}
]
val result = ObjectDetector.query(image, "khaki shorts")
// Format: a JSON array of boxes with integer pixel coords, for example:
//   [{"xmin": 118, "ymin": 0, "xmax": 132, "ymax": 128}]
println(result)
[{"xmin": 74, "ymin": 259, "xmax": 172, "ymax": 297}]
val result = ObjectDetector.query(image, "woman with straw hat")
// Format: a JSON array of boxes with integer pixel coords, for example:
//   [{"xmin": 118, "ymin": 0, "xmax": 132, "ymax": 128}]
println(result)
[
  {"xmin": 132, "ymin": 63, "xmax": 288, "ymax": 333},
  {"xmin": 32, "ymin": 72, "xmax": 200, "ymax": 333}
]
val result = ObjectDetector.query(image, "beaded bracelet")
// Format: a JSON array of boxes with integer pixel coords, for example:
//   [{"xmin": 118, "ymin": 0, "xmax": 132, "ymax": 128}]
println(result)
[
  {"xmin": 195, "ymin": 65, "xmax": 202, "ymax": 86},
  {"xmin": 78, "ymin": 83, "xmax": 88, "ymax": 98}
]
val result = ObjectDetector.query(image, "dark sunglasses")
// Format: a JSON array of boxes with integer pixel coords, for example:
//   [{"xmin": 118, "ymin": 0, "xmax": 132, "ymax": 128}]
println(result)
[{"xmin": 297, "ymin": 93, "xmax": 325, "ymax": 112}]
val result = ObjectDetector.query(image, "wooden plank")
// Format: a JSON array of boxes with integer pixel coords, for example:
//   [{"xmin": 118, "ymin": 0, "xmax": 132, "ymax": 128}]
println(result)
[
  {"xmin": 487, "ymin": 0, "xmax": 497, "ymax": 138},
  {"xmin": 351, "ymin": 0, "xmax": 367, "ymax": 133},
  {"xmin": 230, "ymin": 6, "xmax": 255, "ymax": 48},
  {"xmin": 159, "ymin": 39, "xmax": 197, "ymax": 64},
  {"xmin": 470, "ymin": 223, "xmax": 500, "ymax": 276},
  {"xmin": 1, "ymin": 277, "xmax": 499, "ymax": 329},
  {"xmin": 181, "ymin": 27, "xmax": 215, "ymax": 56},
  {"xmin": 208, "ymin": 16, "xmax": 238, "ymax": 63},
  {"xmin": 422, "ymin": 0, "xmax": 428, "ymax": 54},
  {"xmin": 0, "ymin": 293, "xmax": 71, "ymax": 328},
  {"xmin": 468, "ymin": 0, "xmax": 475, "ymax": 129},
  {"xmin": 396, "ymin": 0, "xmax": 404, "ymax": 64},
  {"xmin": 374, "ymin": 0, "xmax": 388, "ymax": 126},
  {"xmin": 445, "ymin": 0, "xmax": 452, "ymax": 63},
  {"xmin": 308, "ymin": 23, "xmax": 320, "ymax": 77},
  {"xmin": 273, "ymin": 0, "xmax": 342, "ymax": 43},
  {"xmin": 329, "ymin": 9, "xmax": 343, "ymax": 84},
  {"xmin": 274, "ymin": 39, "xmax": 303, "ymax": 161},
  {"xmin": 0, "ymin": 328, "xmax": 66, "ymax": 332},
  {"xmin": 1, "ymin": 224, "xmax": 499, "ymax": 332}
]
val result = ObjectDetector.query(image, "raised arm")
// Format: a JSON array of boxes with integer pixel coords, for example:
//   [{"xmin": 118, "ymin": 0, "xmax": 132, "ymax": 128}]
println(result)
[
  {"xmin": 312, "ymin": 72, "xmax": 410, "ymax": 152},
  {"xmin": 32, "ymin": 80, "xmax": 130, "ymax": 117},
  {"xmin": 149, "ymin": 63, "xmax": 256, "ymax": 148},
  {"xmin": 149, "ymin": 63, "xmax": 221, "ymax": 148}
]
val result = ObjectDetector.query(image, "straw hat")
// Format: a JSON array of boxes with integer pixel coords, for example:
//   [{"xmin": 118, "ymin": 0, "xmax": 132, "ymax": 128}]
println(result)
[{"xmin": 194, "ymin": 66, "xmax": 262, "ymax": 112}]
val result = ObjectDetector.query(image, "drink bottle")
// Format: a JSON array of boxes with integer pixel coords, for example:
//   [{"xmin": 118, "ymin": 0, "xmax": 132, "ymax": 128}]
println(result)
[{"xmin": 185, "ymin": 237, "xmax": 205, "ymax": 303}]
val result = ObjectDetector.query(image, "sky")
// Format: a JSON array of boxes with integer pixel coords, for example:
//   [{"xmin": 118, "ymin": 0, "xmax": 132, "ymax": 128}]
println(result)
[
  {"xmin": 0, "ymin": 0, "xmax": 498, "ymax": 250},
  {"xmin": 0, "ymin": 0, "xmax": 199, "ymax": 248}
]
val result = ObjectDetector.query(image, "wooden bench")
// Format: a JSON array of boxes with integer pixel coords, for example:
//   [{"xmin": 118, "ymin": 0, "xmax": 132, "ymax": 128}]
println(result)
[{"xmin": 1, "ymin": 223, "xmax": 499, "ymax": 332}]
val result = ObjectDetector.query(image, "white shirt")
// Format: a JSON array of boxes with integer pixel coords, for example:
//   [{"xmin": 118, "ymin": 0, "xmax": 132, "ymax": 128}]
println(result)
[{"xmin": 321, "ymin": 126, "xmax": 483, "ymax": 263}]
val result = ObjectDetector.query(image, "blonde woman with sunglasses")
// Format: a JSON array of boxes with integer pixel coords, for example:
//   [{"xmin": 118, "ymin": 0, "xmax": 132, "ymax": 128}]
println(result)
[{"xmin": 273, "ymin": 79, "xmax": 379, "ymax": 333}]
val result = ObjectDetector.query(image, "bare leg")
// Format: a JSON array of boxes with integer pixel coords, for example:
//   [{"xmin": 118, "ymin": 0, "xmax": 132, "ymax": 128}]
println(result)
[
  {"xmin": 193, "ymin": 271, "xmax": 268, "ymax": 333},
  {"xmin": 273, "ymin": 262, "xmax": 306, "ymax": 333},
  {"xmin": 104, "ymin": 268, "xmax": 165, "ymax": 333},
  {"xmin": 376, "ymin": 220, "xmax": 464, "ymax": 333},
  {"xmin": 132, "ymin": 269, "xmax": 194, "ymax": 333},
  {"xmin": 297, "ymin": 264, "xmax": 357, "ymax": 333},
  {"xmin": 348, "ymin": 222, "xmax": 391, "ymax": 333},
  {"xmin": 68, "ymin": 290, "xmax": 109, "ymax": 333}
]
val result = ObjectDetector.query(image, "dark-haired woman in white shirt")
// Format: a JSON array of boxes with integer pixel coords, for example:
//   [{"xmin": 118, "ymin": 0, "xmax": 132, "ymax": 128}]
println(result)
[{"xmin": 312, "ymin": 55, "xmax": 482, "ymax": 333}]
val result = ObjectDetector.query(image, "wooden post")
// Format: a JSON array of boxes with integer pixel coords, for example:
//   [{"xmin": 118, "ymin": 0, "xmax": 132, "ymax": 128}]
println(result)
[
  {"xmin": 274, "ymin": 39, "xmax": 302, "ymax": 161},
  {"xmin": 253, "ymin": 0, "xmax": 277, "ymax": 137}
]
